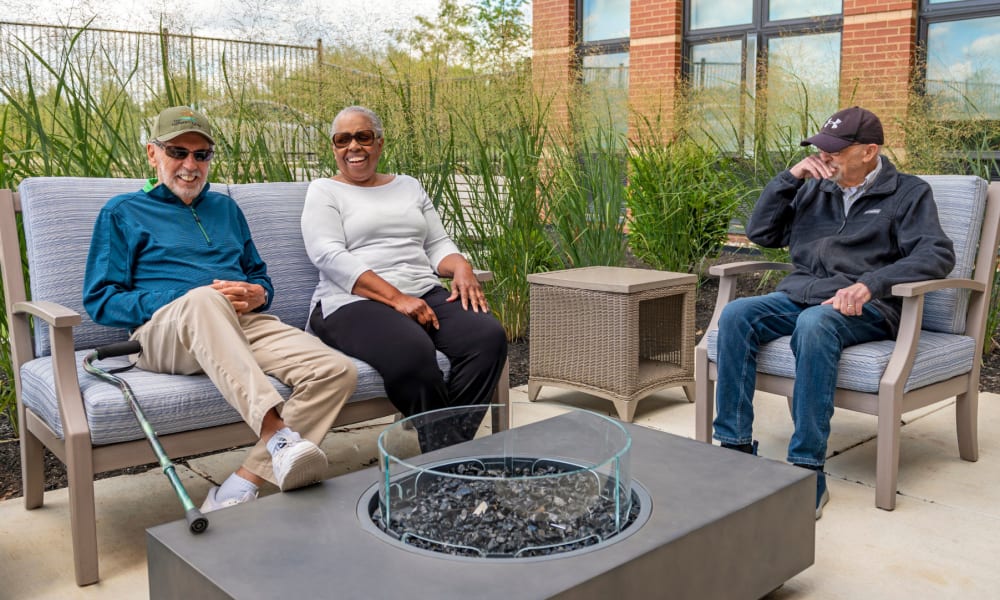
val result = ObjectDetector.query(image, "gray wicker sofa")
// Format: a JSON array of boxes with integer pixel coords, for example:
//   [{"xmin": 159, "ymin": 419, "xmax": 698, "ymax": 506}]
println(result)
[{"xmin": 0, "ymin": 176, "xmax": 509, "ymax": 586}]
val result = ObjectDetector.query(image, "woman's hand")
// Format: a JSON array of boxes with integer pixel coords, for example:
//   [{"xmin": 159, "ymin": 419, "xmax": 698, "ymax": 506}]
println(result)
[
  {"xmin": 438, "ymin": 254, "xmax": 489, "ymax": 312},
  {"xmin": 394, "ymin": 294, "xmax": 440, "ymax": 330},
  {"xmin": 447, "ymin": 268, "xmax": 489, "ymax": 312},
  {"xmin": 351, "ymin": 270, "xmax": 440, "ymax": 329}
]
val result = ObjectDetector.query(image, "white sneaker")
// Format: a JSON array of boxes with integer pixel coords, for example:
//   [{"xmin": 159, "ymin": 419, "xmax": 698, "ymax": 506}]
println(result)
[
  {"xmin": 271, "ymin": 435, "xmax": 328, "ymax": 491},
  {"xmin": 200, "ymin": 485, "xmax": 257, "ymax": 513}
]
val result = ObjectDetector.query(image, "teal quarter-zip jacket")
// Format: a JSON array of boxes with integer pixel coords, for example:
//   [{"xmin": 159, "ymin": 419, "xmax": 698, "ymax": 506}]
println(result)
[{"xmin": 83, "ymin": 179, "xmax": 274, "ymax": 330}]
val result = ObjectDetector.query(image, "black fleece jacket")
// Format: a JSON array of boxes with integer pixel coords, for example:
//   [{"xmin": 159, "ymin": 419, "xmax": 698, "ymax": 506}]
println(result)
[{"xmin": 746, "ymin": 156, "xmax": 956, "ymax": 335}]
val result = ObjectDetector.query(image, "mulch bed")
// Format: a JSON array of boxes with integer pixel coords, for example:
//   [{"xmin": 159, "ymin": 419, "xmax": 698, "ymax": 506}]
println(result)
[{"xmin": 3, "ymin": 258, "xmax": 999, "ymax": 501}]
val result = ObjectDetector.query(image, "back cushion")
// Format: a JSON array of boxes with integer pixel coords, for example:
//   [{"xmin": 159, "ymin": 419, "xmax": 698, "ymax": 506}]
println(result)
[
  {"xmin": 20, "ymin": 177, "xmax": 146, "ymax": 356},
  {"xmin": 919, "ymin": 175, "xmax": 988, "ymax": 334},
  {"xmin": 227, "ymin": 182, "xmax": 318, "ymax": 330},
  {"xmin": 19, "ymin": 177, "xmax": 320, "ymax": 357}
]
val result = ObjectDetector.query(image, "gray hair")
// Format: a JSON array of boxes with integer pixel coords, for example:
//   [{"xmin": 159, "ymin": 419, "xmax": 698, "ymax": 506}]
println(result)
[{"xmin": 330, "ymin": 106, "xmax": 384, "ymax": 139}]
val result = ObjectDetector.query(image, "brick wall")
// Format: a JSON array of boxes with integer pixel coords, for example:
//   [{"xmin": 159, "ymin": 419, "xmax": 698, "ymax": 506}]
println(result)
[
  {"xmin": 532, "ymin": 0, "xmax": 578, "ymax": 130},
  {"xmin": 628, "ymin": 0, "xmax": 684, "ymax": 137},
  {"xmin": 842, "ymin": 0, "xmax": 919, "ymax": 149},
  {"xmin": 533, "ymin": 0, "xmax": 922, "ymax": 148}
]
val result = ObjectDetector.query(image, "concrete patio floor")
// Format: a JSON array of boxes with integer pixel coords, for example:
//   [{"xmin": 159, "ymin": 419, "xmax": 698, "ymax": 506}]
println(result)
[{"xmin": 1, "ymin": 385, "xmax": 999, "ymax": 599}]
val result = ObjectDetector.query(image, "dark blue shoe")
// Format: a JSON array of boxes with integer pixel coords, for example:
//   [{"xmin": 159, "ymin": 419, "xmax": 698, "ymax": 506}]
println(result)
[
  {"xmin": 815, "ymin": 470, "xmax": 830, "ymax": 519},
  {"xmin": 722, "ymin": 440, "xmax": 759, "ymax": 455},
  {"xmin": 795, "ymin": 464, "xmax": 830, "ymax": 519}
]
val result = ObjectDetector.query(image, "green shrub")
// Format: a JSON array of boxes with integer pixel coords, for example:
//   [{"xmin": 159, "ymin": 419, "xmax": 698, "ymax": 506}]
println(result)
[
  {"xmin": 545, "ymin": 120, "xmax": 629, "ymax": 269},
  {"xmin": 444, "ymin": 97, "xmax": 559, "ymax": 339},
  {"xmin": 626, "ymin": 126, "xmax": 742, "ymax": 278}
]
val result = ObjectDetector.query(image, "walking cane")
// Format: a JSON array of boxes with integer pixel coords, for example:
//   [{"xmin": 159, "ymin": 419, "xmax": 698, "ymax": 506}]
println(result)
[{"xmin": 82, "ymin": 340, "xmax": 208, "ymax": 534}]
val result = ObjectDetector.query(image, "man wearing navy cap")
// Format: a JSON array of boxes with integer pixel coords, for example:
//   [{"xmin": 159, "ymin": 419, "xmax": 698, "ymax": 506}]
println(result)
[{"xmin": 711, "ymin": 107, "xmax": 956, "ymax": 518}]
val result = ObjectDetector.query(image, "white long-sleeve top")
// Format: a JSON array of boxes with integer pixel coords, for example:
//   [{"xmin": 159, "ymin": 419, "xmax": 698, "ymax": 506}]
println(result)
[{"xmin": 301, "ymin": 175, "xmax": 461, "ymax": 318}]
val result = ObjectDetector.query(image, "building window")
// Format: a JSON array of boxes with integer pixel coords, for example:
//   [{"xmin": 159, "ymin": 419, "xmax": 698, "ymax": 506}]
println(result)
[
  {"xmin": 768, "ymin": 0, "xmax": 842, "ymax": 21},
  {"xmin": 688, "ymin": 40, "xmax": 744, "ymax": 146},
  {"xmin": 689, "ymin": 0, "xmax": 751, "ymax": 30},
  {"xmin": 581, "ymin": 52, "xmax": 630, "ymax": 134},
  {"xmin": 920, "ymin": 1, "xmax": 1000, "ymax": 120},
  {"xmin": 578, "ymin": 0, "xmax": 630, "ymax": 133},
  {"xmin": 685, "ymin": 0, "xmax": 842, "ymax": 152},
  {"xmin": 766, "ymin": 32, "xmax": 842, "ymax": 142},
  {"xmin": 582, "ymin": 0, "xmax": 630, "ymax": 42}
]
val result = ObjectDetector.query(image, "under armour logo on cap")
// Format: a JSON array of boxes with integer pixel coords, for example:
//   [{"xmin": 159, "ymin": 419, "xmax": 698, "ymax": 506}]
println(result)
[{"xmin": 802, "ymin": 107, "xmax": 884, "ymax": 153}]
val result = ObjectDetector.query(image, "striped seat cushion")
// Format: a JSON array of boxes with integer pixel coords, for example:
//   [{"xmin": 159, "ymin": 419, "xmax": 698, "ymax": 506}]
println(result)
[
  {"xmin": 705, "ymin": 329, "xmax": 975, "ymax": 394},
  {"xmin": 20, "ymin": 351, "xmax": 452, "ymax": 446}
]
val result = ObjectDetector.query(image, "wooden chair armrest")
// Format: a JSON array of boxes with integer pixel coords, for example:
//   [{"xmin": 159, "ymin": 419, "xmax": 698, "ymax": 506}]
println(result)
[
  {"xmin": 698, "ymin": 262, "xmax": 792, "ymax": 340},
  {"xmin": 13, "ymin": 300, "xmax": 82, "ymax": 328},
  {"xmin": 708, "ymin": 261, "xmax": 792, "ymax": 277},
  {"xmin": 13, "ymin": 300, "xmax": 92, "ymax": 452},
  {"xmin": 891, "ymin": 277, "xmax": 983, "ymax": 297},
  {"xmin": 436, "ymin": 269, "xmax": 494, "ymax": 283},
  {"xmin": 881, "ymin": 277, "xmax": 983, "ymax": 391}
]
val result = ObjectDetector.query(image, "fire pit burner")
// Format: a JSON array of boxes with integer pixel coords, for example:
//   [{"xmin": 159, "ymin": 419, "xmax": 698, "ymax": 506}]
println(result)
[
  {"xmin": 363, "ymin": 457, "xmax": 647, "ymax": 559},
  {"xmin": 361, "ymin": 405, "xmax": 650, "ymax": 560}
]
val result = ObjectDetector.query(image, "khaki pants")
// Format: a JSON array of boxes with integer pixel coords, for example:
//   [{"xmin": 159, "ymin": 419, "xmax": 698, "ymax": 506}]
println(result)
[{"xmin": 132, "ymin": 287, "xmax": 357, "ymax": 484}]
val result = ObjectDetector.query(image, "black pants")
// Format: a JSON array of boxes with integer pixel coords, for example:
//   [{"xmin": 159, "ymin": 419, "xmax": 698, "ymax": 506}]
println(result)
[{"xmin": 310, "ymin": 286, "xmax": 507, "ymax": 448}]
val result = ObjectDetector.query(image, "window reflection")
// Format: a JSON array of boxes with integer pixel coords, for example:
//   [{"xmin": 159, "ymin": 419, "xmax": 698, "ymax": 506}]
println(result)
[
  {"xmin": 689, "ymin": 0, "xmax": 752, "ymax": 30},
  {"xmin": 926, "ymin": 16, "xmax": 1000, "ymax": 119},
  {"xmin": 582, "ymin": 0, "xmax": 630, "ymax": 42},
  {"xmin": 689, "ymin": 41, "xmax": 744, "ymax": 148},
  {"xmin": 769, "ymin": 0, "xmax": 841, "ymax": 21},
  {"xmin": 767, "ymin": 32, "xmax": 842, "ymax": 141},
  {"xmin": 582, "ymin": 53, "xmax": 630, "ymax": 134}
]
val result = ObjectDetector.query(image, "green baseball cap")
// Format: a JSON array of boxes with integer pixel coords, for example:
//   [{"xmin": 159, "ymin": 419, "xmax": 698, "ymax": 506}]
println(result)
[{"xmin": 150, "ymin": 106, "xmax": 215, "ymax": 144}]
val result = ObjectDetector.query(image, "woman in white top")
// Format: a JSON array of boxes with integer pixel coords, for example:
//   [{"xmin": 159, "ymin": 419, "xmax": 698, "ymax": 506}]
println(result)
[{"xmin": 301, "ymin": 106, "xmax": 508, "ymax": 450}]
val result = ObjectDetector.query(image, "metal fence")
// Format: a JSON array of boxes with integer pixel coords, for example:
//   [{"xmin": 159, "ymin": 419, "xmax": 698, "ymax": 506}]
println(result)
[
  {"xmin": 0, "ymin": 20, "xmax": 530, "ymax": 181},
  {"xmin": 0, "ymin": 20, "xmax": 525, "ymax": 110},
  {"xmin": 0, "ymin": 21, "xmax": 323, "ymax": 108}
]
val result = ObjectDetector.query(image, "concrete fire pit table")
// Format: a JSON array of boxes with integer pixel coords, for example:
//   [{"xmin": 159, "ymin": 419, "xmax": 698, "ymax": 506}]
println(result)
[{"xmin": 147, "ymin": 409, "xmax": 814, "ymax": 599}]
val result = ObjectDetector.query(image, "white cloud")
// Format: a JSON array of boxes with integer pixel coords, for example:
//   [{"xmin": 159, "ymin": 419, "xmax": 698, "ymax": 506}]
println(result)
[
  {"xmin": 969, "ymin": 33, "xmax": 1000, "ymax": 59},
  {"xmin": 933, "ymin": 61, "xmax": 975, "ymax": 82}
]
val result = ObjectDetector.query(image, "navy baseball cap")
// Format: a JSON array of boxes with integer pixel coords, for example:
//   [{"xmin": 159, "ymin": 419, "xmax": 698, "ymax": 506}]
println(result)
[{"xmin": 801, "ymin": 106, "xmax": 884, "ymax": 152}]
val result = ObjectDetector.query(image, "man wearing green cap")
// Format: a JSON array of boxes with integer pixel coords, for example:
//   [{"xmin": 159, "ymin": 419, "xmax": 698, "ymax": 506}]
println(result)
[{"xmin": 83, "ymin": 105, "xmax": 358, "ymax": 511}]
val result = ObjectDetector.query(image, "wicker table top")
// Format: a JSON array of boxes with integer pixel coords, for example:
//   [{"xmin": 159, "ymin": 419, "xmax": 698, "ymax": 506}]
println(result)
[{"xmin": 527, "ymin": 266, "xmax": 696, "ymax": 294}]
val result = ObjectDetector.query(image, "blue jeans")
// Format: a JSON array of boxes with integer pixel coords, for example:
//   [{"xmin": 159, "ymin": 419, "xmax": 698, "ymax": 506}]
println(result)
[{"xmin": 713, "ymin": 292, "xmax": 890, "ymax": 466}]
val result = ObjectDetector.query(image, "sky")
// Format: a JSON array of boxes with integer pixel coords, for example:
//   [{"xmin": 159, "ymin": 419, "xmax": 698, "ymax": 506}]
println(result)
[{"xmin": 0, "ymin": 0, "xmax": 447, "ymax": 48}]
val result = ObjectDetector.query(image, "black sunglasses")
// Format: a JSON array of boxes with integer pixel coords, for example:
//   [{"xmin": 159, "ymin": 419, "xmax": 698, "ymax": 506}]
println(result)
[
  {"xmin": 332, "ymin": 130, "xmax": 379, "ymax": 149},
  {"xmin": 153, "ymin": 140, "xmax": 215, "ymax": 162}
]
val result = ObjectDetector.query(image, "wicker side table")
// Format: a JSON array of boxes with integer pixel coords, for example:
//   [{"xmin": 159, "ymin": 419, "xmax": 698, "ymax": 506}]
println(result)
[{"xmin": 527, "ymin": 266, "xmax": 697, "ymax": 422}]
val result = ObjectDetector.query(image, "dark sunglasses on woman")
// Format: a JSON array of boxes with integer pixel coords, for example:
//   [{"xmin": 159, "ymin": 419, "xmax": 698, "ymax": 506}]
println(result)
[{"xmin": 332, "ymin": 130, "xmax": 378, "ymax": 149}]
